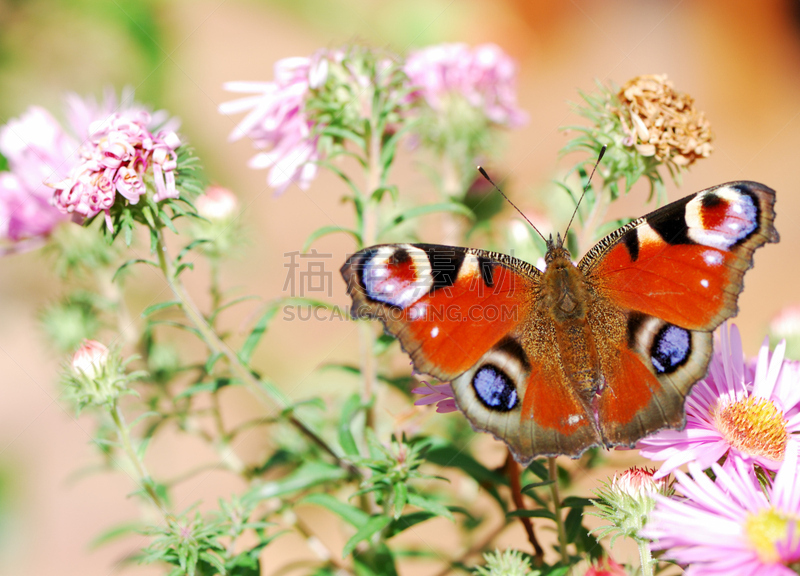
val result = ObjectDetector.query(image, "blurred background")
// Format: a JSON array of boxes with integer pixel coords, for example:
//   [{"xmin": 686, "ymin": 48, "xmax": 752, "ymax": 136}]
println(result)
[{"xmin": 1, "ymin": 0, "xmax": 799, "ymax": 574}]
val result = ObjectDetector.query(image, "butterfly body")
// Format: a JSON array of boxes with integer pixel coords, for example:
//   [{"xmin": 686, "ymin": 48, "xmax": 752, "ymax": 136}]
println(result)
[{"xmin": 341, "ymin": 182, "xmax": 778, "ymax": 463}]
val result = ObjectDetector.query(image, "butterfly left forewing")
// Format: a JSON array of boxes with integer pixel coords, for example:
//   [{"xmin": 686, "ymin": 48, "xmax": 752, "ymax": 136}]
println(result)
[{"xmin": 341, "ymin": 243, "xmax": 538, "ymax": 381}]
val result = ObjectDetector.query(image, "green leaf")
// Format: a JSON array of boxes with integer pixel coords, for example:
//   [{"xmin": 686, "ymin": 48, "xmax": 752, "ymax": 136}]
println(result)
[
  {"xmin": 384, "ymin": 512, "xmax": 436, "ymax": 538},
  {"xmin": 371, "ymin": 186, "xmax": 398, "ymax": 203},
  {"xmin": 373, "ymin": 332, "xmax": 396, "ymax": 355},
  {"xmin": 506, "ymin": 509, "xmax": 556, "ymax": 520},
  {"xmin": 353, "ymin": 543, "xmax": 398, "ymax": 576},
  {"xmin": 302, "ymin": 225, "xmax": 362, "ymax": 252},
  {"xmin": 175, "ymin": 262, "xmax": 194, "ymax": 278},
  {"xmin": 141, "ymin": 301, "xmax": 181, "ymax": 318},
  {"xmin": 527, "ymin": 459, "xmax": 549, "ymax": 481},
  {"xmin": 174, "ymin": 378, "xmax": 230, "ymax": 399},
  {"xmin": 89, "ymin": 521, "xmax": 145, "ymax": 549},
  {"xmin": 406, "ymin": 492, "xmax": 453, "ymax": 521},
  {"xmin": 302, "ymin": 493, "xmax": 369, "ymax": 528},
  {"xmin": 564, "ymin": 506, "xmax": 584, "ymax": 543},
  {"xmin": 380, "ymin": 202, "xmax": 474, "ymax": 237},
  {"xmin": 204, "ymin": 352, "xmax": 224, "ymax": 374},
  {"xmin": 338, "ymin": 393, "xmax": 362, "ymax": 457},
  {"xmin": 561, "ymin": 496, "xmax": 593, "ymax": 509},
  {"xmin": 393, "ymin": 482, "xmax": 408, "ymax": 519},
  {"xmin": 320, "ymin": 125, "xmax": 366, "ymax": 151},
  {"xmin": 113, "ymin": 258, "xmax": 159, "ymax": 282},
  {"xmin": 208, "ymin": 295, "xmax": 261, "ymax": 324},
  {"xmin": 149, "ymin": 320, "xmax": 203, "ymax": 340},
  {"xmin": 342, "ymin": 514, "xmax": 391, "ymax": 558},
  {"xmin": 425, "ymin": 442, "xmax": 506, "ymax": 485},
  {"xmin": 248, "ymin": 462, "xmax": 348, "ymax": 501},
  {"xmin": 521, "ymin": 480, "xmax": 555, "ymax": 492},
  {"xmin": 177, "ymin": 239, "xmax": 212, "ymax": 262}
]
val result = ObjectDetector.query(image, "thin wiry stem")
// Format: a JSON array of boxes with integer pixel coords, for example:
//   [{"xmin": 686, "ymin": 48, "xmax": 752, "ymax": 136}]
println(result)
[
  {"xmin": 549, "ymin": 456, "xmax": 570, "ymax": 566},
  {"xmin": 152, "ymin": 226, "xmax": 350, "ymax": 472}
]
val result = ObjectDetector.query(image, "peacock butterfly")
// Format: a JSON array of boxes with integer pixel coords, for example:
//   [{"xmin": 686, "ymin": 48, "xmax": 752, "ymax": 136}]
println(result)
[{"xmin": 340, "ymin": 181, "xmax": 778, "ymax": 464}]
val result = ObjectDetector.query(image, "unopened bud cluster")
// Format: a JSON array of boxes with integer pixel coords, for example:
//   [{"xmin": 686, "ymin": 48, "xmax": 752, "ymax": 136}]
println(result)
[
  {"xmin": 64, "ymin": 339, "xmax": 142, "ymax": 409},
  {"xmin": 590, "ymin": 467, "xmax": 673, "ymax": 546}
]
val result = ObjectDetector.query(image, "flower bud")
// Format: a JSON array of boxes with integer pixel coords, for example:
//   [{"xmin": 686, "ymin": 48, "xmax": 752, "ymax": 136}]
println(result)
[
  {"xmin": 196, "ymin": 185, "xmax": 238, "ymax": 220},
  {"xmin": 586, "ymin": 555, "xmax": 627, "ymax": 576},
  {"xmin": 64, "ymin": 341, "xmax": 141, "ymax": 410},
  {"xmin": 72, "ymin": 339, "xmax": 109, "ymax": 379},
  {"xmin": 590, "ymin": 467, "xmax": 673, "ymax": 545}
]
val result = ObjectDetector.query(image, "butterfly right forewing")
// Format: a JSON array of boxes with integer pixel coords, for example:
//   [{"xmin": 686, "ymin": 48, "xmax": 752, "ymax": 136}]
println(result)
[{"xmin": 582, "ymin": 181, "xmax": 778, "ymax": 446}]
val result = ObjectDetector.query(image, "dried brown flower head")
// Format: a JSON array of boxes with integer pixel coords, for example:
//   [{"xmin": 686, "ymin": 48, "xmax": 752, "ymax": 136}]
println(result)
[{"xmin": 617, "ymin": 74, "xmax": 713, "ymax": 169}]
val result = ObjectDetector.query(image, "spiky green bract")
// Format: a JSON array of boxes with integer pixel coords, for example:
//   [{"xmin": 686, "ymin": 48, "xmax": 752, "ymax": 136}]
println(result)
[{"xmin": 474, "ymin": 549, "xmax": 539, "ymax": 576}]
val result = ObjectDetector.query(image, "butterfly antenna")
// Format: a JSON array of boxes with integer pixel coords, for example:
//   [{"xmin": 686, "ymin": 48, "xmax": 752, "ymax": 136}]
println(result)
[
  {"xmin": 477, "ymin": 166, "xmax": 547, "ymax": 243},
  {"xmin": 563, "ymin": 145, "xmax": 607, "ymax": 240}
]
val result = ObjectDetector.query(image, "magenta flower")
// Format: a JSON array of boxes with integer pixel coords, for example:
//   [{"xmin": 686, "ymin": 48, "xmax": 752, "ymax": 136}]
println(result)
[
  {"xmin": 0, "ymin": 107, "xmax": 73, "ymax": 249},
  {"xmin": 404, "ymin": 43, "xmax": 528, "ymax": 128},
  {"xmin": 412, "ymin": 381, "xmax": 457, "ymax": 413},
  {"xmin": 219, "ymin": 55, "xmax": 327, "ymax": 195},
  {"xmin": 644, "ymin": 444, "xmax": 800, "ymax": 575},
  {"xmin": 638, "ymin": 323, "xmax": 800, "ymax": 478}
]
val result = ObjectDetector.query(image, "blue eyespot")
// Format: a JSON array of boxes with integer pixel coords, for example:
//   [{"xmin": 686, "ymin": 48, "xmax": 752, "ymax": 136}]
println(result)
[
  {"xmin": 472, "ymin": 365, "xmax": 518, "ymax": 412},
  {"xmin": 651, "ymin": 325, "xmax": 691, "ymax": 374}
]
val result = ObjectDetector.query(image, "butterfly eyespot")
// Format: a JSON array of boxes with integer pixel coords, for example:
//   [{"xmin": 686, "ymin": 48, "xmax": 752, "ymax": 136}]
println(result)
[
  {"xmin": 686, "ymin": 187, "xmax": 759, "ymax": 249},
  {"xmin": 472, "ymin": 365, "xmax": 518, "ymax": 412},
  {"xmin": 360, "ymin": 245, "xmax": 433, "ymax": 309},
  {"xmin": 650, "ymin": 324, "xmax": 691, "ymax": 374}
]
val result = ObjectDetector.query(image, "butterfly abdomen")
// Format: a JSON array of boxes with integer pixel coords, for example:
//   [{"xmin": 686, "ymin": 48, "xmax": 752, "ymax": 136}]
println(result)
[{"xmin": 540, "ymin": 254, "xmax": 603, "ymax": 398}]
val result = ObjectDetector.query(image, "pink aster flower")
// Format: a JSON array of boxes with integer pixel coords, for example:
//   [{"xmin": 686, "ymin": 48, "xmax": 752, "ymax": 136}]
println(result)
[
  {"xmin": 412, "ymin": 381, "xmax": 457, "ymax": 413},
  {"xmin": 219, "ymin": 55, "xmax": 329, "ymax": 195},
  {"xmin": 638, "ymin": 323, "xmax": 800, "ymax": 478},
  {"xmin": 644, "ymin": 443, "xmax": 800, "ymax": 575},
  {"xmin": 404, "ymin": 43, "xmax": 528, "ymax": 128},
  {"xmin": 51, "ymin": 109, "xmax": 181, "ymax": 229},
  {"xmin": 0, "ymin": 106, "xmax": 73, "ymax": 250}
]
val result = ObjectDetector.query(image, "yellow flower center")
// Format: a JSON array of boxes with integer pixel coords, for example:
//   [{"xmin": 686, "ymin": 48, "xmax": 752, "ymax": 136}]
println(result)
[
  {"xmin": 715, "ymin": 396, "xmax": 787, "ymax": 461},
  {"xmin": 744, "ymin": 508, "xmax": 790, "ymax": 563}
]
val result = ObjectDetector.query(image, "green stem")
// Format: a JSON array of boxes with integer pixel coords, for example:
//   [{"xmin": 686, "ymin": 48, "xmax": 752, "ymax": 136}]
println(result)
[
  {"xmin": 359, "ymin": 121, "xmax": 382, "ymax": 431},
  {"xmin": 638, "ymin": 538, "xmax": 654, "ymax": 576},
  {"xmin": 152, "ymin": 227, "xmax": 348, "ymax": 470},
  {"xmin": 110, "ymin": 400, "xmax": 167, "ymax": 512},
  {"xmin": 548, "ymin": 457, "xmax": 569, "ymax": 566}
]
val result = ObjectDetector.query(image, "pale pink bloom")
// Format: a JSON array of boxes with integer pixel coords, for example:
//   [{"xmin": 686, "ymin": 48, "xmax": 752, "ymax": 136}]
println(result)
[
  {"xmin": 412, "ymin": 381, "xmax": 457, "ymax": 413},
  {"xmin": 72, "ymin": 339, "xmax": 110, "ymax": 379},
  {"xmin": 196, "ymin": 185, "xmax": 238, "ymax": 220},
  {"xmin": 0, "ymin": 107, "xmax": 74, "ymax": 247},
  {"xmin": 404, "ymin": 43, "xmax": 528, "ymax": 128},
  {"xmin": 770, "ymin": 305, "xmax": 800, "ymax": 343},
  {"xmin": 643, "ymin": 443, "xmax": 800, "ymax": 575},
  {"xmin": 220, "ymin": 55, "xmax": 326, "ymax": 195},
  {"xmin": 638, "ymin": 323, "xmax": 800, "ymax": 479}
]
